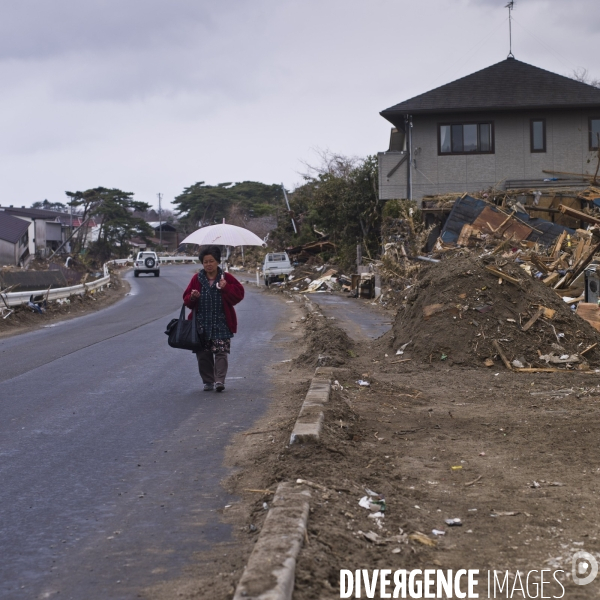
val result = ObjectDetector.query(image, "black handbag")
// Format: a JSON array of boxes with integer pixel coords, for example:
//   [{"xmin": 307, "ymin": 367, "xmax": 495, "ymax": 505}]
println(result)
[{"xmin": 165, "ymin": 305, "xmax": 204, "ymax": 351}]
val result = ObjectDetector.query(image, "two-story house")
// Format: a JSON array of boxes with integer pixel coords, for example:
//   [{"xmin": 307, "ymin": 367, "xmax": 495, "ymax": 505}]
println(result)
[{"xmin": 378, "ymin": 57, "xmax": 600, "ymax": 204}]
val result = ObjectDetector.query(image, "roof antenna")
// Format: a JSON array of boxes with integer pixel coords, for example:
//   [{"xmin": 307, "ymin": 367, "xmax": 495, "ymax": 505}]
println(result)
[{"xmin": 506, "ymin": 1, "xmax": 515, "ymax": 58}]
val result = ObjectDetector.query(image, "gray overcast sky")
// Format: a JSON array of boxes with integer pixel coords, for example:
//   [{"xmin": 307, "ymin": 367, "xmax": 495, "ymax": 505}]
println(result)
[{"xmin": 1, "ymin": 0, "xmax": 598, "ymax": 211}]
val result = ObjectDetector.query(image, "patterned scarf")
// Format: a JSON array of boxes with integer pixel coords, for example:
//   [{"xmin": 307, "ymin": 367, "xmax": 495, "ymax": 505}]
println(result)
[{"xmin": 196, "ymin": 268, "xmax": 232, "ymax": 341}]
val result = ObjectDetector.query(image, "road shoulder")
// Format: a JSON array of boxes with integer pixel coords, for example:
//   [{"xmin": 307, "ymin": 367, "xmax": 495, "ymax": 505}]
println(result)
[{"xmin": 0, "ymin": 272, "xmax": 130, "ymax": 340}]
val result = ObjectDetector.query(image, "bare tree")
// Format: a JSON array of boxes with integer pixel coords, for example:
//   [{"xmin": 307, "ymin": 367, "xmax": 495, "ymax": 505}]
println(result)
[
  {"xmin": 298, "ymin": 148, "xmax": 361, "ymax": 180},
  {"xmin": 572, "ymin": 67, "xmax": 600, "ymax": 89}
]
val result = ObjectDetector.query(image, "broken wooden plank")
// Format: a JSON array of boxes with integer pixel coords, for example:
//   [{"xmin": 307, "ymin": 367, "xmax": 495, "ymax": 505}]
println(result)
[
  {"xmin": 530, "ymin": 255, "xmax": 549, "ymax": 274},
  {"xmin": 492, "ymin": 340, "xmax": 513, "ymax": 371},
  {"xmin": 541, "ymin": 307, "xmax": 556, "ymax": 319},
  {"xmin": 423, "ymin": 304, "xmax": 445, "ymax": 319},
  {"xmin": 485, "ymin": 266, "xmax": 521, "ymax": 285},
  {"xmin": 581, "ymin": 343, "xmax": 598, "ymax": 356},
  {"xmin": 576, "ymin": 302, "xmax": 600, "ymax": 332},
  {"xmin": 554, "ymin": 240, "xmax": 600, "ymax": 289},
  {"xmin": 473, "ymin": 207, "xmax": 533, "ymax": 240},
  {"xmin": 551, "ymin": 231, "xmax": 567, "ymax": 259},
  {"xmin": 457, "ymin": 224, "xmax": 474, "ymax": 246},
  {"xmin": 558, "ymin": 204, "xmax": 600, "ymax": 227},
  {"xmin": 514, "ymin": 368, "xmax": 562, "ymax": 373},
  {"xmin": 543, "ymin": 272, "xmax": 560, "ymax": 287},
  {"xmin": 564, "ymin": 296, "xmax": 584, "ymax": 305},
  {"xmin": 521, "ymin": 308, "xmax": 544, "ymax": 332}
]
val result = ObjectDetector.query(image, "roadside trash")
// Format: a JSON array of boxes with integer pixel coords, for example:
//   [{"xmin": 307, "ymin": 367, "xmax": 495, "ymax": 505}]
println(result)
[
  {"xmin": 396, "ymin": 341, "xmax": 411, "ymax": 355},
  {"xmin": 451, "ymin": 465, "xmax": 462, "ymax": 471},
  {"xmin": 512, "ymin": 359, "xmax": 524, "ymax": 368},
  {"xmin": 490, "ymin": 511, "xmax": 519, "ymax": 517},
  {"xmin": 359, "ymin": 492, "xmax": 386, "ymax": 513},
  {"xmin": 530, "ymin": 481, "xmax": 541, "ymax": 488},
  {"xmin": 332, "ymin": 380, "xmax": 344, "ymax": 391},
  {"xmin": 440, "ymin": 353, "xmax": 448, "ymax": 360},
  {"xmin": 484, "ymin": 358, "xmax": 494, "ymax": 367},
  {"xmin": 549, "ymin": 482, "xmax": 565, "ymax": 486},
  {"xmin": 539, "ymin": 353, "xmax": 579, "ymax": 364},
  {"xmin": 445, "ymin": 518, "xmax": 462, "ymax": 526},
  {"xmin": 356, "ymin": 380, "xmax": 370, "ymax": 387},
  {"xmin": 432, "ymin": 529, "xmax": 446, "ymax": 536},
  {"xmin": 369, "ymin": 512, "xmax": 384, "ymax": 519},
  {"xmin": 391, "ymin": 548, "xmax": 401, "ymax": 554},
  {"xmin": 262, "ymin": 502, "xmax": 268, "ymax": 510},
  {"xmin": 248, "ymin": 524, "xmax": 257, "ymax": 532},
  {"xmin": 359, "ymin": 530, "xmax": 381, "ymax": 544},
  {"xmin": 27, "ymin": 300, "xmax": 45, "ymax": 314}
]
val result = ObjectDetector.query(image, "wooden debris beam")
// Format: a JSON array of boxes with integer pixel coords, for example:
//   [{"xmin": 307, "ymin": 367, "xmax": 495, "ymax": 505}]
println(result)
[
  {"xmin": 484, "ymin": 266, "xmax": 521, "ymax": 285},
  {"xmin": 558, "ymin": 204, "xmax": 600, "ymax": 227},
  {"xmin": 492, "ymin": 340, "xmax": 513, "ymax": 371}
]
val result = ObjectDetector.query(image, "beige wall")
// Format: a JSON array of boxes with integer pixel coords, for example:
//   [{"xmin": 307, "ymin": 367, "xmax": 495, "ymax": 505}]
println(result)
[{"xmin": 379, "ymin": 109, "xmax": 599, "ymax": 203}]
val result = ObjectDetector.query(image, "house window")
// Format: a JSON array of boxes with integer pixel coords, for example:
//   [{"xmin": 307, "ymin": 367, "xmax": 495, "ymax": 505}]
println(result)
[
  {"xmin": 439, "ymin": 123, "xmax": 493, "ymax": 154},
  {"xmin": 590, "ymin": 118, "xmax": 600, "ymax": 150},
  {"xmin": 530, "ymin": 119, "xmax": 546, "ymax": 153}
]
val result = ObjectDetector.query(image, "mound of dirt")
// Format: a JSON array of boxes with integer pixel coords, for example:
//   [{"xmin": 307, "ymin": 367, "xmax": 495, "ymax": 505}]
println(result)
[
  {"xmin": 387, "ymin": 255, "xmax": 600, "ymax": 368},
  {"xmin": 295, "ymin": 311, "xmax": 354, "ymax": 368}
]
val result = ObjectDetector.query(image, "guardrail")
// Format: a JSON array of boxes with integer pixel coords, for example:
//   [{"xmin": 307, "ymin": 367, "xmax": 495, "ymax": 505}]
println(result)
[
  {"xmin": 109, "ymin": 256, "xmax": 198, "ymax": 266},
  {"xmin": 1, "ymin": 263, "xmax": 111, "ymax": 308},
  {"xmin": 159, "ymin": 256, "xmax": 198, "ymax": 263}
]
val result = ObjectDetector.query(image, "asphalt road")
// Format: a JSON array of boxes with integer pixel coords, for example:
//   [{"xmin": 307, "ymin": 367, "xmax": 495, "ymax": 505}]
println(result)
[
  {"xmin": 0, "ymin": 265, "xmax": 291, "ymax": 600},
  {"xmin": 309, "ymin": 294, "xmax": 391, "ymax": 340}
]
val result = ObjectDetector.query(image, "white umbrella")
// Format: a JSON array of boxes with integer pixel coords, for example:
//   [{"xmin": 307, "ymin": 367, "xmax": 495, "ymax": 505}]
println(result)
[{"xmin": 181, "ymin": 223, "xmax": 266, "ymax": 247}]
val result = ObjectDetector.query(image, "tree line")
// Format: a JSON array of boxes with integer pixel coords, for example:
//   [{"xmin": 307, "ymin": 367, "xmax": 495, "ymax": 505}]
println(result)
[{"xmin": 38, "ymin": 152, "xmax": 386, "ymax": 267}]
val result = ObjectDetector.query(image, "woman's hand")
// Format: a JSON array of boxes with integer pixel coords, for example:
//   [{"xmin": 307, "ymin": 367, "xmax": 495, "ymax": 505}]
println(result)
[
  {"xmin": 190, "ymin": 289, "xmax": 200, "ymax": 300},
  {"xmin": 218, "ymin": 277, "xmax": 228, "ymax": 290}
]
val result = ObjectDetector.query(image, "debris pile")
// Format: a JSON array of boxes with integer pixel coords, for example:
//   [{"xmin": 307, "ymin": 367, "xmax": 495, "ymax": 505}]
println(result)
[
  {"xmin": 273, "ymin": 263, "xmax": 354, "ymax": 294},
  {"xmin": 388, "ymin": 255, "xmax": 600, "ymax": 371}
]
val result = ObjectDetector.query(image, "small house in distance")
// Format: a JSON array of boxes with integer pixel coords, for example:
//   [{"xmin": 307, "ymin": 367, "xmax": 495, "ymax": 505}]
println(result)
[
  {"xmin": 0, "ymin": 212, "xmax": 30, "ymax": 266},
  {"xmin": 378, "ymin": 57, "xmax": 600, "ymax": 204}
]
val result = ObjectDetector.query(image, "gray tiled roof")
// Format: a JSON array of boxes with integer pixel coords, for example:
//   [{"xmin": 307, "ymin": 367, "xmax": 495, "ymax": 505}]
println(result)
[
  {"xmin": 0, "ymin": 212, "xmax": 30, "ymax": 244},
  {"xmin": 0, "ymin": 206, "xmax": 64, "ymax": 220},
  {"xmin": 381, "ymin": 58, "xmax": 600, "ymax": 121}
]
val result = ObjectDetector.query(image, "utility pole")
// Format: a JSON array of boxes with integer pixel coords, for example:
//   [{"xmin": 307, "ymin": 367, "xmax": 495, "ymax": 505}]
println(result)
[
  {"xmin": 157, "ymin": 193, "xmax": 163, "ymax": 248},
  {"xmin": 281, "ymin": 183, "xmax": 298, "ymax": 234}
]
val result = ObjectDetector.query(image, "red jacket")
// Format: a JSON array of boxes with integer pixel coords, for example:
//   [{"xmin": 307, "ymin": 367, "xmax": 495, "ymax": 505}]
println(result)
[{"xmin": 183, "ymin": 272, "xmax": 245, "ymax": 334}]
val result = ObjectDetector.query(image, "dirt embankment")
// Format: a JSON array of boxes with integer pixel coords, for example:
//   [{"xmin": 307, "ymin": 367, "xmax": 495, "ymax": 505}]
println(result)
[
  {"xmin": 146, "ymin": 288, "xmax": 600, "ymax": 600},
  {"xmin": 385, "ymin": 255, "xmax": 600, "ymax": 369},
  {"xmin": 0, "ymin": 273, "xmax": 129, "ymax": 339}
]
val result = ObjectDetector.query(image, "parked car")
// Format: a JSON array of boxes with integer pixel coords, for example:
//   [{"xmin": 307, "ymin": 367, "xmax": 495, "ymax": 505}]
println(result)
[
  {"xmin": 262, "ymin": 252, "xmax": 293, "ymax": 286},
  {"xmin": 134, "ymin": 251, "xmax": 160, "ymax": 277}
]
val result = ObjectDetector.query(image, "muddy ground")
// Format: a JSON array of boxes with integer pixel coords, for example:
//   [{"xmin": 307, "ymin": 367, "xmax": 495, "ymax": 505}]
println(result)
[
  {"xmin": 145, "ymin": 273, "xmax": 600, "ymax": 600},
  {"xmin": 0, "ymin": 271, "xmax": 129, "ymax": 339}
]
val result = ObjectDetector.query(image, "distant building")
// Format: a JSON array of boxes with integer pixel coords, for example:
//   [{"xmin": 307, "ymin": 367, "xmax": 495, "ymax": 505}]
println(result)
[
  {"xmin": 0, "ymin": 212, "xmax": 30, "ymax": 266},
  {"xmin": 0, "ymin": 206, "xmax": 69, "ymax": 257},
  {"xmin": 147, "ymin": 222, "xmax": 178, "ymax": 250},
  {"xmin": 378, "ymin": 58, "xmax": 600, "ymax": 203}
]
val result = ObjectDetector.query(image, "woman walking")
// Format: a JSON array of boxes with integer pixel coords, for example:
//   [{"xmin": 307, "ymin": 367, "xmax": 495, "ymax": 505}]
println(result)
[{"xmin": 183, "ymin": 246, "xmax": 244, "ymax": 392}]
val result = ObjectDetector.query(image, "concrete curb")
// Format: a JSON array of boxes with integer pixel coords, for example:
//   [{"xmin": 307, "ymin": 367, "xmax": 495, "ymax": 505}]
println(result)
[
  {"xmin": 233, "ymin": 482, "xmax": 311, "ymax": 600},
  {"xmin": 289, "ymin": 367, "xmax": 333, "ymax": 444}
]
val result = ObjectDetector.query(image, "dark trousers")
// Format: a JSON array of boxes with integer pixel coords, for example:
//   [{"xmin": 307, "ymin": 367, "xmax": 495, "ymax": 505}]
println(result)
[{"xmin": 196, "ymin": 350, "xmax": 228, "ymax": 384}]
